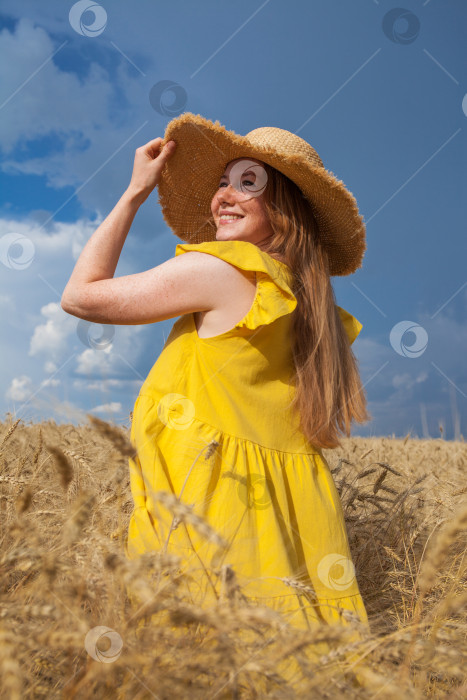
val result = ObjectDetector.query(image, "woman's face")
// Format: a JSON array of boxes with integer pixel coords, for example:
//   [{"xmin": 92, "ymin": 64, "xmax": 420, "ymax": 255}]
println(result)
[{"xmin": 210, "ymin": 158, "xmax": 275, "ymax": 247}]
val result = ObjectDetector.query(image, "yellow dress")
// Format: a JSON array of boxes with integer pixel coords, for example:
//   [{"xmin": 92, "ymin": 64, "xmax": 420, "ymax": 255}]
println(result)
[{"xmin": 125, "ymin": 239, "xmax": 368, "ymax": 634}]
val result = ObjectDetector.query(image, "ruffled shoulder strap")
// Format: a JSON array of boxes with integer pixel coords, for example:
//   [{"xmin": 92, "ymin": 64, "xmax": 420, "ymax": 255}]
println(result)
[
  {"xmin": 336, "ymin": 305, "xmax": 363, "ymax": 345},
  {"xmin": 175, "ymin": 240, "xmax": 297, "ymax": 331},
  {"xmin": 174, "ymin": 240, "xmax": 363, "ymax": 342}
]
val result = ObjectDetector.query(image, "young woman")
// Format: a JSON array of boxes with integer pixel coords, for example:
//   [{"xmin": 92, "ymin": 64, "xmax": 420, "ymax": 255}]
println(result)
[{"xmin": 61, "ymin": 112, "xmax": 371, "ymax": 634}]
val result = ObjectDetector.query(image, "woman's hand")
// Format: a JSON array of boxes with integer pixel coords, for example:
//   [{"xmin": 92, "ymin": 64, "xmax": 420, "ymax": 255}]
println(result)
[{"xmin": 126, "ymin": 137, "xmax": 176, "ymax": 205}]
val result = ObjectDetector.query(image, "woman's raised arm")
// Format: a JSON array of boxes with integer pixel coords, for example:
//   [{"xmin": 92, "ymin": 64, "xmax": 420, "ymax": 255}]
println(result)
[{"xmin": 61, "ymin": 138, "xmax": 176, "ymax": 308}]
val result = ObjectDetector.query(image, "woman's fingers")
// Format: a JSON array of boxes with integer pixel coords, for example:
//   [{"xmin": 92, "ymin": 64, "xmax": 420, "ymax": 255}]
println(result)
[
  {"xmin": 142, "ymin": 137, "xmax": 164, "ymax": 158},
  {"xmin": 127, "ymin": 138, "xmax": 176, "ymax": 204},
  {"xmin": 141, "ymin": 137, "xmax": 176, "ymax": 160},
  {"xmin": 146, "ymin": 140, "xmax": 176, "ymax": 170},
  {"xmin": 160, "ymin": 140, "xmax": 176, "ymax": 159}
]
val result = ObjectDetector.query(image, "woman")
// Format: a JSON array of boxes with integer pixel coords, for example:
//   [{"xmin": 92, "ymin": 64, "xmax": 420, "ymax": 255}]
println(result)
[{"xmin": 61, "ymin": 112, "xmax": 371, "ymax": 635}]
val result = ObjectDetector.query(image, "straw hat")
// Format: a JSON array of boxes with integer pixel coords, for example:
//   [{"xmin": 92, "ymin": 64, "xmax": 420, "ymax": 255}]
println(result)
[{"xmin": 157, "ymin": 112, "xmax": 366, "ymax": 276}]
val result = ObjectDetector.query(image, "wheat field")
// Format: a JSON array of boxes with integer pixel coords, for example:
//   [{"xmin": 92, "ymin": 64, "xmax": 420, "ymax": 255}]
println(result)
[{"xmin": 0, "ymin": 412, "xmax": 466, "ymax": 699}]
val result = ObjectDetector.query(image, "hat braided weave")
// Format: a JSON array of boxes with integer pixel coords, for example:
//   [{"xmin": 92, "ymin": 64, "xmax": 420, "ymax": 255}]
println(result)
[{"xmin": 157, "ymin": 112, "xmax": 366, "ymax": 276}]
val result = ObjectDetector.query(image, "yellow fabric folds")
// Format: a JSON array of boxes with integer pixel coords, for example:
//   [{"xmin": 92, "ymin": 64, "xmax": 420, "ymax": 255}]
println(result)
[
  {"xmin": 336, "ymin": 304, "xmax": 363, "ymax": 345},
  {"xmin": 125, "ymin": 239, "xmax": 368, "ymax": 635}
]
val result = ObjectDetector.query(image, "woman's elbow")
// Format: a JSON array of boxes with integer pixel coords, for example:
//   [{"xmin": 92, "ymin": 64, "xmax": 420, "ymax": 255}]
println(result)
[
  {"xmin": 60, "ymin": 294, "xmax": 112, "ymax": 324},
  {"xmin": 61, "ymin": 294, "xmax": 78, "ymax": 317},
  {"xmin": 61, "ymin": 282, "xmax": 77, "ymax": 310},
  {"xmin": 60, "ymin": 287, "xmax": 72, "ymax": 310},
  {"xmin": 61, "ymin": 291, "xmax": 88, "ymax": 319}
]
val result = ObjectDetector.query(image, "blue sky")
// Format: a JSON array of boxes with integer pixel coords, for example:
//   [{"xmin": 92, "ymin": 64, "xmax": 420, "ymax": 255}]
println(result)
[{"xmin": 0, "ymin": 0, "xmax": 465, "ymax": 439}]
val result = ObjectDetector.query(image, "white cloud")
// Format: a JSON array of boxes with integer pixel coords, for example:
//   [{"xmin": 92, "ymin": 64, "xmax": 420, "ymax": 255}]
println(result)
[
  {"xmin": 5, "ymin": 373, "xmax": 60, "ymax": 413},
  {"xmin": 0, "ymin": 14, "xmax": 174, "ymax": 251},
  {"xmin": 75, "ymin": 346, "xmax": 113, "ymax": 375},
  {"xmin": 90, "ymin": 401, "xmax": 122, "ymax": 415},
  {"xmin": 0, "ymin": 210, "xmax": 149, "ymax": 424},
  {"xmin": 0, "ymin": 15, "xmax": 154, "ymax": 211},
  {"xmin": 40, "ymin": 377, "xmax": 60, "ymax": 388},
  {"xmin": 392, "ymin": 371, "xmax": 429, "ymax": 390},
  {"xmin": 0, "ymin": 215, "xmax": 99, "ymax": 261},
  {"xmin": 29, "ymin": 301, "xmax": 76, "ymax": 359},
  {"xmin": 350, "ymin": 312, "xmax": 466, "ymax": 437},
  {"xmin": 75, "ymin": 321, "xmax": 145, "ymax": 377},
  {"xmin": 73, "ymin": 378, "xmax": 141, "ymax": 391},
  {"xmin": 6, "ymin": 375, "xmax": 33, "ymax": 401},
  {"xmin": 0, "ymin": 17, "xmax": 113, "ymax": 164}
]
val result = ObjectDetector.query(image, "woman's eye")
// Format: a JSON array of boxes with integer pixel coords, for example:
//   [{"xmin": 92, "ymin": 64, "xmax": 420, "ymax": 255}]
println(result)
[{"xmin": 218, "ymin": 179, "xmax": 254, "ymax": 188}]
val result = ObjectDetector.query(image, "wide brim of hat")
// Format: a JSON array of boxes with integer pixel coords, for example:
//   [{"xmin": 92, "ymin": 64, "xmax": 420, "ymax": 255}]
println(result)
[{"xmin": 157, "ymin": 112, "xmax": 366, "ymax": 276}]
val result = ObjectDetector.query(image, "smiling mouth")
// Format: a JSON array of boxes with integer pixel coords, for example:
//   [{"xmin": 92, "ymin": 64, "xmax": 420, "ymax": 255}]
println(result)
[{"xmin": 218, "ymin": 216, "xmax": 245, "ymax": 225}]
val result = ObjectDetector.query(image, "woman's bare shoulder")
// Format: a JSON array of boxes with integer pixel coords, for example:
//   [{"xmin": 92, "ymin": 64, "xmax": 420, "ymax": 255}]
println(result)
[{"xmin": 180, "ymin": 250, "xmax": 256, "ymax": 287}]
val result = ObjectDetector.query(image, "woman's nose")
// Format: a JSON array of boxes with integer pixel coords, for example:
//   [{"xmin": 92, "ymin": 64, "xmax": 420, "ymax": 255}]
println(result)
[{"xmin": 218, "ymin": 183, "xmax": 241, "ymax": 203}]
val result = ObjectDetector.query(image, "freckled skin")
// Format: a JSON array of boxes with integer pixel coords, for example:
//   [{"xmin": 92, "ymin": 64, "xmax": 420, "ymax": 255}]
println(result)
[{"xmin": 211, "ymin": 158, "xmax": 276, "ymax": 254}]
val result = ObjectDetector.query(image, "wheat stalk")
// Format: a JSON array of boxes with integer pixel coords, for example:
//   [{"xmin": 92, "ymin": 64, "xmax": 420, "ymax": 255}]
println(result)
[
  {"xmin": 45, "ymin": 444, "xmax": 73, "ymax": 490},
  {"xmin": 0, "ymin": 419, "xmax": 21, "ymax": 454},
  {"xmin": 418, "ymin": 500, "xmax": 467, "ymax": 597},
  {"xmin": 86, "ymin": 414, "xmax": 136, "ymax": 458},
  {"xmin": 154, "ymin": 490, "xmax": 227, "ymax": 550}
]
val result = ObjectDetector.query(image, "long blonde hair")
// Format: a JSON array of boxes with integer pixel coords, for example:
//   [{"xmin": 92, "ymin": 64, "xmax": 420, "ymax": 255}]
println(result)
[
  {"xmin": 255, "ymin": 163, "xmax": 371, "ymax": 450},
  {"xmin": 206, "ymin": 161, "xmax": 372, "ymax": 449}
]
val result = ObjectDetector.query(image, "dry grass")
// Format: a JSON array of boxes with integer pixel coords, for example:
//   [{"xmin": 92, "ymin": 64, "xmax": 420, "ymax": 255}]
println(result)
[{"xmin": 0, "ymin": 412, "xmax": 466, "ymax": 699}]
